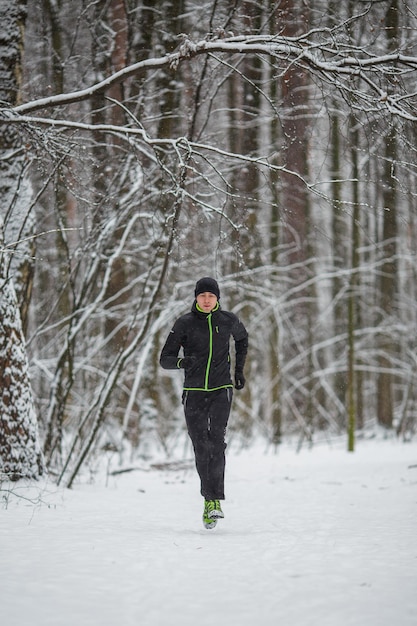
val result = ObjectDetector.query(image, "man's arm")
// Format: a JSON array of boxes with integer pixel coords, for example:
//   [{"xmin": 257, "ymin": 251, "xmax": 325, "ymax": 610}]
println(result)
[
  {"xmin": 159, "ymin": 321, "xmax": 184, "ymax": 370},
  {"xmin": 233, "ymin": 317, "xmax": 248, "ymax": 389},
  {"xmin": 235, "ymin": 334, "xmax": 248, "ymax": 371}
]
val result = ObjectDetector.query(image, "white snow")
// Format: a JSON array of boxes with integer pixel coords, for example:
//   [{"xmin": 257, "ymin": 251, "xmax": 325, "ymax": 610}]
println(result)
[{"xmin": 1, "ymin": 436, "xmax": 416, "ymax": 626}]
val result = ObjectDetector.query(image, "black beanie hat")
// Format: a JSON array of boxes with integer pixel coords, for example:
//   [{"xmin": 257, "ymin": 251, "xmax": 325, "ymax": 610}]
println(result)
[{"xmin": 194, "ymin": 277, "xmax": 220, "ymax": 299}]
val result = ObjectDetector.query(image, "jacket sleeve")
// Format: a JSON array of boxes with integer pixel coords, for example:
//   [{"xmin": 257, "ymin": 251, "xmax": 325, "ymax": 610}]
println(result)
[
  {"xmin": 159, "ymin": 319, "xmax": 185, "ymax": 370},
  {"xmin": 232, "ymin": 316, "xmax": 248, "ymax": 372}
]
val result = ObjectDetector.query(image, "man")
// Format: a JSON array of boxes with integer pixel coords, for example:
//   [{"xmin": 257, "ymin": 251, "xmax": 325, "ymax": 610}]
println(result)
[{"xmin": 159, "ymin": 277, "xmax": 248, "ymax": 529}]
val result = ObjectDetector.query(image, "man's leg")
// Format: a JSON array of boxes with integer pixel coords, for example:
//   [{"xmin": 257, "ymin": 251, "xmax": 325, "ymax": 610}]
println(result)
[
  {"xmin": 207, "ymin": 388, "xmax": 232, "ymax": 500},
  {"xmin": 183, "ymin": 391, "xmax": 212, "ymax": 498},
  {"xmin": 183, "ymin": 389, "xmax": 232, "ymax": 500}
]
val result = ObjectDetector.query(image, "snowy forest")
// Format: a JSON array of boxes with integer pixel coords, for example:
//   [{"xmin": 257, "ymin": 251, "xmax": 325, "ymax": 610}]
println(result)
[{"xmin": 1, "ymin": 0, "xmax": 417, "ymax": 486}]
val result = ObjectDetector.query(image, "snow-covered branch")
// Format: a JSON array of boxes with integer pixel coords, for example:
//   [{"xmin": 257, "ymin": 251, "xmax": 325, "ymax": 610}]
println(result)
[{"xmin": 7, "ymin": 34, "xmax": 417, "ymax": 120}]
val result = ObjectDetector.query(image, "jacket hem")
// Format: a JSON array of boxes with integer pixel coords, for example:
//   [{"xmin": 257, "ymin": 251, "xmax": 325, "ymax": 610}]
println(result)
[{"xmin": 183, "ymin": 384, "xmax": 233, "ymax": 392}]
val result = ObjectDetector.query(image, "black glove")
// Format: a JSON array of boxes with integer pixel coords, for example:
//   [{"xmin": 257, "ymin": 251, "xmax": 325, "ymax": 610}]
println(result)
[
  {"xmin": 234, "ymin": 370, "xmax": 246, "ymax": 390},
  {"xmin": 180, "ymin": 356, "xmax": 197, "ymax": 369}
]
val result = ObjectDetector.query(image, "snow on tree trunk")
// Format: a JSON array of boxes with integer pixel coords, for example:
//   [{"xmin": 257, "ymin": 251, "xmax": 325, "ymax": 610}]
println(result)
[
  {"xmin": 0, "ymin": 221, "xmax": 44, "ymax": 481},
  {"xmin": 0, "ymin": 0, "xmax": 44, "ymax": 480},
  {"xmin": 0, "ymin": 0, "xmax": 35, "ymax": 333}
]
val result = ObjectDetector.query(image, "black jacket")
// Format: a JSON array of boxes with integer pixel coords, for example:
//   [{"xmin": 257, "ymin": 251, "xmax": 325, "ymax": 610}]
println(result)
[{"xmin": 159, "ymin": 301, "xmax": 248, "ymax": 391}]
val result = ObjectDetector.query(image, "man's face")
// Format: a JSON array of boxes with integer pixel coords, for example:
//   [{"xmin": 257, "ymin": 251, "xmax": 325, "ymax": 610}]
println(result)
[{"xmin": 196, "ymin": 292, "xmax": 218, "ymax": 312}]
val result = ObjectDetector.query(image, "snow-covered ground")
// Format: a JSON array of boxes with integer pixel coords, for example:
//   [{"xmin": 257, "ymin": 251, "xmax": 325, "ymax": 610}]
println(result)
[{"xmin": 1, "ymin": 436, "xmax": 416, "ymax": 626}]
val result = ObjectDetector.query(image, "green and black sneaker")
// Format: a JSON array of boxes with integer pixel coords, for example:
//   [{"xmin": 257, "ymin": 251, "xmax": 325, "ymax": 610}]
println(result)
[{"xmin": 203, "ymin": 499, "xmax": 224, "ymax": 529}]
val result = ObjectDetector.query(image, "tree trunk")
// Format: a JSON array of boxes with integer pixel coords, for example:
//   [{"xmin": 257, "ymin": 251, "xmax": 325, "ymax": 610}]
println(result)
[
  {"xmin": 330, "ymin": 113, "xmax": 348, "ymax": 421},
  {"xmin": 277, "ymin": 0, "xmax": 317, "ymax": 429},
  {"xmin": 268, "ymin": 7, "xmax": 282, "ymax": 442},
  {"xmin": 0, "ymin": 0, "xmax": 35, "ymax": 333},
  {"xmin": 0, "ymin": 0, "xmax": 44, "ymax": 479},
  {"xmin": 347, "ymin": 119, "xmax": 360, "ymax": 451},
  {"xmin": 377, "ymin": 0, "xmax": 399, "ymax": 429},
  {"xmin": 0, "ymin": 220, "xmax": 44, "ymax": 480}
]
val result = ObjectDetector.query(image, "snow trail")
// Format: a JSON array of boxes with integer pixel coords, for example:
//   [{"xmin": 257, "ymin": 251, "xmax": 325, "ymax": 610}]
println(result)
[{"xmin": 1, "ymin": 438, "xmax": 416, "ymax": 626}]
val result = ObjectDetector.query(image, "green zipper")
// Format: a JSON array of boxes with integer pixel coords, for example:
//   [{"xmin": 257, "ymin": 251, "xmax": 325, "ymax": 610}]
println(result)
[{"xmin": 204, "ymin": 313, "xmax": 213, "ymax": 390}]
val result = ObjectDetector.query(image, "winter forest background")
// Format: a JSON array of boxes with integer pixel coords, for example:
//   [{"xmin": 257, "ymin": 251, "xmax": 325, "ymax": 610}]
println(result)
[{"xmin": 1, "ymin": 0, "xmax": 417, "ymax": 486}]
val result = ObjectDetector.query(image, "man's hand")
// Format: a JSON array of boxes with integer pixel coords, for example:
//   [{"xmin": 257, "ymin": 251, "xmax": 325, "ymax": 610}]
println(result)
[
  {"xmin": 180, "ymin": 356, "xmax": 197, "ymax": 369},
  {"xmin": 234, "ymin": 370, "xmax": 246, "ymax": 390}
]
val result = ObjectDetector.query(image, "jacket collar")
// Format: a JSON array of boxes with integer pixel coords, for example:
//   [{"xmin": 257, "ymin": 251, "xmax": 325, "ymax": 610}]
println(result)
[{"xmin": 192, "ymin": 300, "xmax": 220, "ymax": 318}]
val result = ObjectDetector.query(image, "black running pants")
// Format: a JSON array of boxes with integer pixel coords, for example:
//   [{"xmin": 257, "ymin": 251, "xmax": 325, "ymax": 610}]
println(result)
[{"xmin": 183, "ymin": 388, "xmax": 233, "ymax": 500}]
